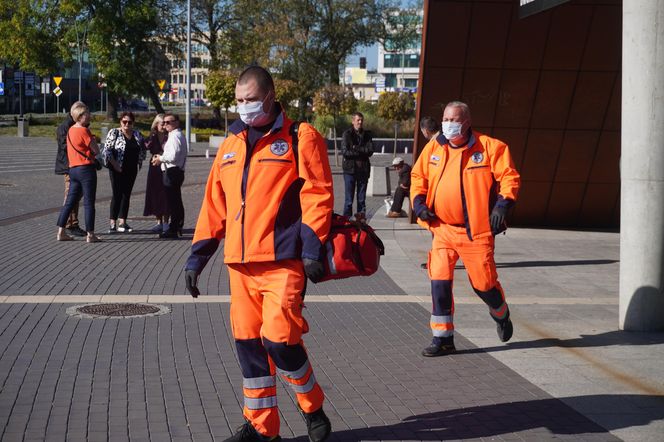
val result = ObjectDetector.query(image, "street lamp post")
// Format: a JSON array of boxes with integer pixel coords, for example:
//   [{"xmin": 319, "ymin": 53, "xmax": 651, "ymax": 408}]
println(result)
[{"xmin": 186, "ymin": 0, "xmax": 192, "ymax": 151}]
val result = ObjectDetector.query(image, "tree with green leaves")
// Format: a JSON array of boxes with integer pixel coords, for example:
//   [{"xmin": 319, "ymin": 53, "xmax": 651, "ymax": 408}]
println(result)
[
  {"xmin": 205, "ymin": 69, "xmax": 236, "ymax": 133},
  {"xmin": 243, "ymin": 0, "xmax": 396, "ymax": 120},
  {"xmin": 169, "ymin": 0, "xmax": 236, "ymax": 71},
  {"xmin": 0, "ymin": 0, "xmax": 67, "ymax": 75},
  {"xmin": 313, "ymin": 83, "xmax": 358, "ymax": 165},
  {"xmin": 377, "ymin": 91, "xmax": 415, "ymax": 157}
]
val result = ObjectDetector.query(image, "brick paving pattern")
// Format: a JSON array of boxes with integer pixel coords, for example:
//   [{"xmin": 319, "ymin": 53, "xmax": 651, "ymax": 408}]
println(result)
[
  {"xmin": 0, "ymin": 138, "xmax": 625, "ymax": 441},
  {"xmin": 0, "ymin": 303, "xmax": 615, "ymax": 441}
]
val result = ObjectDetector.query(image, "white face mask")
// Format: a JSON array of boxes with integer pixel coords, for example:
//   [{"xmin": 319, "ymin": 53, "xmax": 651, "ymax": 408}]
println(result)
[
  {"xmin": 237, "ymin": 94, "xmax": 273, "ymax": 127},
  {"xmin": 442, "ymin": 121, "xmax": 464, "ymax": 140}
]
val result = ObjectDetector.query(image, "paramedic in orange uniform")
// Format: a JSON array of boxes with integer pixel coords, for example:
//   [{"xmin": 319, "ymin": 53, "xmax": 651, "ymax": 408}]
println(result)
[
  {"xmin": 184, "ymin": 66, "xmax": 333, "ymax": 442},
  {"xmin": 410, "ymin": 101, "xmax": 521, "ymax": 357}
]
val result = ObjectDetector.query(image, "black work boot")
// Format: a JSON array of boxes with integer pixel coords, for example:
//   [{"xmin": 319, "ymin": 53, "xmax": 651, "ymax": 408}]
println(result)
[
  {"xmin": 422, "ymin": 337, "xmax": 456, "ymax": 357},
  {"xmin": 302, "ymin": 407, "xmax": 331, "ymax": 442},
  {"xmin": 223, "ymin": 422, "xmax": 281, "ymax": 442},
  {"xmin": 497, "ymin": 317, "xmax": 514, "ymax": 342}
]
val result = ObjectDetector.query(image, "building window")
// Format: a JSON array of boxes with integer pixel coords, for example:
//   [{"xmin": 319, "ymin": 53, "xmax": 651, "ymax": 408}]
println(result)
[
  {"xmin": 384, "ymin": 54, "xmax": 404, "ymax": 68},
  {"xmin": 385, "ymin": 74, "xmax": 397, "ymax": 88},
  {"xmin": 406, "ymin": 54, "xmax": 419, "ymax": 68},
  {"xmin": 404, "ymin": 78, "xmax": 417, "ymax": 88}
]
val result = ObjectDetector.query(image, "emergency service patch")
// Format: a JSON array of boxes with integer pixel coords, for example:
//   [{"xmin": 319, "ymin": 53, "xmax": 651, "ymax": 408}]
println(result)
[
  {"xmin": 223, "ymin": 152, "xmax": 236, "ymax": 160},
  {"xmin": 270, "ymin": 140, "xmax": 289, "ymax": 156},
  {"xmin": 431, "ymin": 155, "xmax": 440, "ymax": 161},
  {"xmin": 471, "ymin": 152, "xmax": 483, "ymax": 163}
]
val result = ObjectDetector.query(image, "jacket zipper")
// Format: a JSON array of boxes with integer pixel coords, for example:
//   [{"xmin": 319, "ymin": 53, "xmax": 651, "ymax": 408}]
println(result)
[{"xmin": 429, "ymin": 148, "xmax": 447, "ymax": 213}]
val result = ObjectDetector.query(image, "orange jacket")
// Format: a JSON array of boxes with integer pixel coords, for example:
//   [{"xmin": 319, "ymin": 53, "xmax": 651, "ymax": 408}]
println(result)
[
  {"xmin": 186, "ymin": 108, "xmax": 333, "ymax": 271},
  {"xmin": 410, "ymin": 131, "xmax": 520, "ymax": 240}
]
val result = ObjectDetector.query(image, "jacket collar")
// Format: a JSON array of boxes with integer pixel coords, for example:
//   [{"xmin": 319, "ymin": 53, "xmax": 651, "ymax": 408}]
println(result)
[
  {"xmin": 228, "ymin": 102, "xmax": 285, "ymax": 136},
  {"xmin": 436, "ymin": 130, "xmax": 477, "ymax": 150}
]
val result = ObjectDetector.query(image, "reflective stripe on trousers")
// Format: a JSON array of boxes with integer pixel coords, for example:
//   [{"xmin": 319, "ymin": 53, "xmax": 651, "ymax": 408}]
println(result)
[
  {"xmin": 430, "ymin": 314, "xmax": 454, "ymax": 337},
  {"xmin": 278, "ymin": 360, "xmax": 318, "ymax": 394}
]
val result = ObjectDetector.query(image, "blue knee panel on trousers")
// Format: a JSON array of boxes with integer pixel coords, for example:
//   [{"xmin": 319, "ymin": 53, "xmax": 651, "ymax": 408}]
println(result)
[
  {"xmin": 472, "ymin": 286, "xmax": 503, "ymax": 309},
  {"xmin": 262, "ymin": 337, "xmax": 308, "ymax": 371},
  {"xmin": 235, "ymin": 338, "xmax": 271, "ymax": 378},
  {"xmin": 431, "ymin": 280, "xmax": 453, "ymax": 315}
]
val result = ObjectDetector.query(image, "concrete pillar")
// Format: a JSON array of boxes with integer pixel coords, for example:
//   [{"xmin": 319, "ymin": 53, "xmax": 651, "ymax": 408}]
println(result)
[
  {"xmin": 619, "ymin": 0, "xmax": 664, "ymax": 331},
  {"xmin": 367, "ymin": 166, "xmax": 391, "ymax": 196}
]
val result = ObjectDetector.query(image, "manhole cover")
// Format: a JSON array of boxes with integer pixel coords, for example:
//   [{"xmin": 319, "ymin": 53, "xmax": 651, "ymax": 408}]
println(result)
[{"xmin": 67, "ymin": 303, "xmax": 170, "ymax": 319}]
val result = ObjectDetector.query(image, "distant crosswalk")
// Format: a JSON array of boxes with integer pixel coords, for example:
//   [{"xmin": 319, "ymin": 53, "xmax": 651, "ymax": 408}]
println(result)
[{"xmin": 0, "ymin": 137, "xmax": 58, "ymax": 174}]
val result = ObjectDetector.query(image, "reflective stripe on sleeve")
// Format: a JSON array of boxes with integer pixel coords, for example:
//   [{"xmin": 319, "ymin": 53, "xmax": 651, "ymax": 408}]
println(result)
[
  {"xmin": 243, "ymin": 376, "xmax": 276, "ymax": 389},
  {"xmin": 244, "ymin": 395, "xmax": 278, "ymax": 410}
]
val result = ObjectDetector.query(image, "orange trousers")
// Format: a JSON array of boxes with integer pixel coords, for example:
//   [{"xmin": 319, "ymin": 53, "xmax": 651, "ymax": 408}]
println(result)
[
  {"xmin": 228, "ymin": 259, "xmax": 324, "ymax": 438},
  {"xmin": 427, "ymin": 223, "xmax": 509, "ymax": 341}
]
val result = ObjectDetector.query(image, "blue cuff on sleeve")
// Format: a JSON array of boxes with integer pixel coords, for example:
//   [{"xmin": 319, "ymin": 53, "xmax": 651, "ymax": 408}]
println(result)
[
  {"xmin": 413, "ymin": 194, "xmax": 428, "ymax": 217},
  {"xmin": 300, "ymin": 223, "xmax": 324, "ymax": 261},
  {"xmin": 494, "ymin": 196, "xmax": 514, "ymax": 210},
  {"xmin": 185, "ymin": 238, "xmax": 221, "ymax": 272}
]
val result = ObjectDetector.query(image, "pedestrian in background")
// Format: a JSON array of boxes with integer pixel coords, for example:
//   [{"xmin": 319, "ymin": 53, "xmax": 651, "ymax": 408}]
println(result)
[
  {"xmin": 102, "ymin": 111, "xmax": 146, "ymax": 233},
  {"xmin": 56, "ymin": 102, "xmax": 101, "ymax": 243},
  {"xmin": 143, "ymin": 113, "xmax": 170, "ymax": 233},
  {"xmin": 54, "ymin": 101, "xmax": 86, "ymax": 237},
  {"xmin": 152, "ymin": 113, "xmax": 186, "ymax": 239},
  {"xmin": 184, "ymin": 66, "xmax": 333, "ymax": 442},
  {"xmin": 386, "ymin": 156, "xmax": 411, "ymax": 218},
  {"xmin": 411, "ymin": 101, "xmax": 520, "ymax": 357},
  {"xmin": 341, "ymin": 112, "xmax": 373, "ymax": 219},
  {"xmin": 419, "ymin": 115, "xmax": 441, "ymax": 141}
]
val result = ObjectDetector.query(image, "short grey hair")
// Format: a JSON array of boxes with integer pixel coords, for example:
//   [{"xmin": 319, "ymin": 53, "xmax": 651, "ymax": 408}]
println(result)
[{"xmin": 444, "ymin": 101, "xmax": 471, "ymax": 120}]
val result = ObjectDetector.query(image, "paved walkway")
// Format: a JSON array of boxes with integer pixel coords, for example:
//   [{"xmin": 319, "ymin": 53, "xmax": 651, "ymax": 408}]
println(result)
[{"xmin": 0, "ymin": 136, "xmax": 662, "ymax": 441}]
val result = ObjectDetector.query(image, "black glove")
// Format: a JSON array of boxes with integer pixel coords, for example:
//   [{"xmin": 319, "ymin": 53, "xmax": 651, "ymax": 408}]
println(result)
[
  {"xmin": 303, "ymin": 258, "xmax": 325, "ymax": 283},
  {"xmin": 418, "ymin": 209, "xmax": 437, "ymax": 222},
  {"xmin": 185, "ymin": 269, "xmax": 201, "ymax": 298},
  {"xmin": 490, "ymin": 206, "xmax": 508, "ymax": 234}
]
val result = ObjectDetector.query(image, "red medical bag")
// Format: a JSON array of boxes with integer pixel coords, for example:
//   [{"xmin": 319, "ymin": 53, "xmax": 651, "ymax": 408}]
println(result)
[{"xmin": 319, "ymin": 214, "xmax": 385, "ymax": 281}]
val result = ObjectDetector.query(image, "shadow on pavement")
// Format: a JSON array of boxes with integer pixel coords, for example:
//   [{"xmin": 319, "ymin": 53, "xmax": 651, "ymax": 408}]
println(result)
[
  {"xmin": 495, "ymin": 259, "xmax": 618, "ymax": 268},
  {"xmin": 454, "ymin": 329, "xmax": 664, "ymax": 355},
  {"xmin": 282, "ymin": 394, "xmax": 664, "ymax": 441}
]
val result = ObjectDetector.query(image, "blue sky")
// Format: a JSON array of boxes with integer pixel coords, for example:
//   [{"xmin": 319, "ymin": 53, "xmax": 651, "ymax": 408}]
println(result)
[{"xmin": 346, "ymin": 43, "xmax": 379, "ymax": 71}]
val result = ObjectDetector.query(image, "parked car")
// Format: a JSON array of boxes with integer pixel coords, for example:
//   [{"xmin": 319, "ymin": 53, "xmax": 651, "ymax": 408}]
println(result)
[
  {"xmin": 192, "ymin": 98, "xmax": 210, "ymax": 107},
  {"xmin": 119, "ymin": 98, "xmax": 149, "ymax": 111}
]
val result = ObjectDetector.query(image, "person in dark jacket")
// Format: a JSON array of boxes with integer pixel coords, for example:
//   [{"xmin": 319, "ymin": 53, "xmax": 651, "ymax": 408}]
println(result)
[
  {"xmin": 54, "ymin": 102, "xmax": 86, "ymax": 237},
  {"xmin": 387, "ymin": 156, "xmax": 412, "ymax": 217},
  {"xmin": 341, "ymin": 112, "xmax": 373, "ymax": 218}
]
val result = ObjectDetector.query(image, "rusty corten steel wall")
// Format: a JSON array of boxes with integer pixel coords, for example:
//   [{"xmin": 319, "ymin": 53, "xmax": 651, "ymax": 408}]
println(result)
[{"xmin": 414, "ymin": 0, "xmax": 621, "ymax": 228}]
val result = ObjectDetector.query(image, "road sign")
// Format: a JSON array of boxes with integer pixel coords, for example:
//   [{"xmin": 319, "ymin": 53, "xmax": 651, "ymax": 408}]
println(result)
[
  {"xmin": 24, "ymin": 73, "xmax": 35, "ymax": 96},
  {"xmin": 53, "ymin": 76, "xmax": 62, "ymax": 86},
  {"xmin": 157, "ymin": 79, "xmax": 166, "ymax": 90},
  {"xmin": 171, "ymin": 87, "xmax": 178, "ymax": 94},
  {"xmin": 0, "ymin": 82, "xmax": 4, "ymax": 96},
  {"xmin": 97, "ymin": 82, "xmax": 107, "ymax": 88},
  {"xmin": 14, "ymin": 71, "xmax": 24, "ymax": 83},
  {"xmin": 53, "ymin": 86, "xmax": 62, "ymax": 96},
  {"xmin": 158, "ymin": 92, "xmax": 166, "ymax": 100},
  {"xmin": 41, "ymin": 82, "xmax": 50, "ymax": 94}
]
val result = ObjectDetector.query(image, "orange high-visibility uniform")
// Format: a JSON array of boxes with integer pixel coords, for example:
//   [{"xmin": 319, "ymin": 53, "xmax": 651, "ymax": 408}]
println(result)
[
  {"xmin": 411, "ymin": 131, "xmax": 520, "ymax": 341},
  {"xmin": 186, "ymin": 106, "xmax": 333, "ymax": 438}
]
